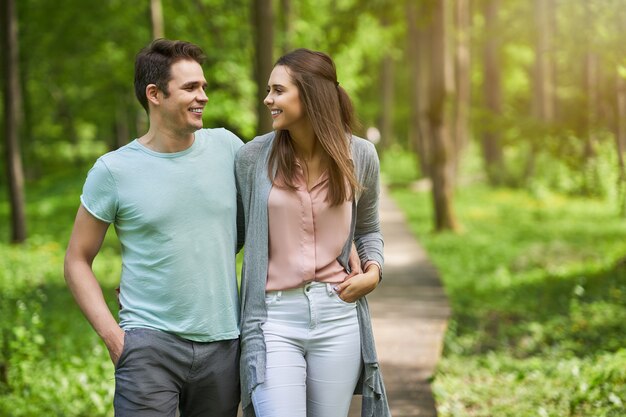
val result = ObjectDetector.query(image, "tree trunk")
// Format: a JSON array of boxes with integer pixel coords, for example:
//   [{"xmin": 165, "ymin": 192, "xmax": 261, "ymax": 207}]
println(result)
[
  {"xmin": 428, "ymin": 0, "xmax": 458, "ymax": 232},
  {"xmin": 279, "ymin": 0, "xmax": 294, "ymax": 53},
  {"xmin": 617, "ymin": 74, "xmax": 626, "ymax": 178},
  {"xmin": 579, "ymin": 0, "xmax": 600, "ymax": 196},
  {"xmin": 379, "ymin": 52, "xmax": 395, "ymax": 149},
  {"xmin": 406, "ymin": 0, "xmax": 432, "ymax": 178},
  {"xmin": 252, "ymin": 0, "xmax": 274, "ymax": 135},
  {"xmin": 615, "ymin": 72, "xmax": 626, "ymax": 214},
  {"xmin": 150, "ymin": 0, "xmax": 165, "ymax": 39},
  {"xmin": 583, "ymin": 51, "xmax": 598, "ymax": 160},
  {"xmin": 452, "ymin": 0, "xmax": 471, "ymax": 177},
  {"xmin": 579, "ymin": 7, "xmax": 598, "ymax": 196},
  {"xmin": 526, "ymin": 0, "xmax": 555, "ymax": 179},
  {"xmin": 532, "ymin": 0, "xmax": 555, "ymax": 122},
  {"xmin": 2, "ymin": 0, "xmax": 27, "ymax": 243},
  {"xmin": 482, "ymin": 0, "xmax": 505, "ymax": 186}
]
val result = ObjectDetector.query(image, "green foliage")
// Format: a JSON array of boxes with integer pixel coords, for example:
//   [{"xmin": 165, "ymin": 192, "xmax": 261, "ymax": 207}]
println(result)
[
  {"xmin": 0, "ymin": 244, "xmax": 48, "ymax": 380},
  {"xmin": 0, "ymin": 240, "xmax": 119, "ymax": 417},
  {"xmin": 0, "ymin": 354, "xmax": 114, "ymax": 417},
  {"xmin": 379, "ymin": 146, "xmax": 421, "ymax": 187},
  {"xmin": 0, "ymin": 174, "xmax": 120, "ymax": 416},
  {"xmin": 434, "ymin": 350, "xmax": 626, "ymax": 417},
  {"xmin": 389, "ymin": 184, "xmax": 626, "ymax": 416}
]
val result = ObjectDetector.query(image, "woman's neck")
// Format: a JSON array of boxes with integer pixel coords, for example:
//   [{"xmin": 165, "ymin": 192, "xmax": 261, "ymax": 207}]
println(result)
[{"xmin": 289, "ymin": 125, "xmax": 320, "ymax": 162}]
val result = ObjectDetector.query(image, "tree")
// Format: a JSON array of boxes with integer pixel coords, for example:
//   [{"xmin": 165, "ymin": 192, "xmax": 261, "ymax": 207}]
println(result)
[
  {"xmin": 481, "ymin": 0, "xmax": 506, "ymax": 185},
  {"xmin": 2, "ymin": 0, "xmax": 27, "ymax": 243},
  {"xmin": 607, "ymin": 2, "xmax": 626, "ymax": 212},
  {"xmin": 616, "ymin": 70, "xmax": 626, "ymax": 213},
  {"xmin": 378, "ymin": 15, "xmax": 395, "ymax": 150},
  {"xmin": 427, "ymin": 0, "xmax": 459, "ymax": 231},
  {"xmin": 452, "ymin": 0, "xmax": 471, "ymax": 176},
  {"xmin": 532, "ymin": 0, "xmax": 555, "ymax": 123},
  {"xmin": 279, "ymin": 0, "xmax": 294, "ymax": 53},
  {"xmin": 252, "ymin": 0, "xmax": 274, "ymax": 136},
  {"xmin": 150, "ymin": 0, "xmax": 164, "ymax": 39},
  {"xmin": 406, "ymin": 0, "xmax": 432, "ymax": 178},
  {"xmin": 580, "ymin": 0, "xmax": 600, "ymax": 194},
  {"xmin": 525, "ymin": 0, "xmax": 556, "ymax": 179}
]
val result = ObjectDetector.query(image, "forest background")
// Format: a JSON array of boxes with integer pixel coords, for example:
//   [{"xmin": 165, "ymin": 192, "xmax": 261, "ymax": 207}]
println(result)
[{"xmin": 1, "ymin": 0, "xmax": 625, "ymax": 416}]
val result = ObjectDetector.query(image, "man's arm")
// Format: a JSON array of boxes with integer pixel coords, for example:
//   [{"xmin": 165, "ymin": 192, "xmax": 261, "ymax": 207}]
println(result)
[{"xmin": 64, "ymin": 205, "xmax": 124, "ymax": 365}]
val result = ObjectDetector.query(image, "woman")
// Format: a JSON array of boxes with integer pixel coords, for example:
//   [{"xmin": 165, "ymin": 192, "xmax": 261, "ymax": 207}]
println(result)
[{"xmin": 236, "ymin": 48, "xmax": 391, "ymax": 417}]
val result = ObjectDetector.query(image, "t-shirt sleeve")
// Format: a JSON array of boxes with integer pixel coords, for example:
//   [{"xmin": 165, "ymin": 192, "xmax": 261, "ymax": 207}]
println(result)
[
  {"xmin": 223, "ymin": 128, "xmax": 244, "ymax": 154},
  {"xmin": 80, "ymin": 158, "xmax": 118, "ymax": 223}
]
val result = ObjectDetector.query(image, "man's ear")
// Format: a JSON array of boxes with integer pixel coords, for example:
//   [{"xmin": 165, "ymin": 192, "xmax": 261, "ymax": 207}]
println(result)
[{"xmin": 146, "ymin": 84, "xmax": 160, "ymax": 106}]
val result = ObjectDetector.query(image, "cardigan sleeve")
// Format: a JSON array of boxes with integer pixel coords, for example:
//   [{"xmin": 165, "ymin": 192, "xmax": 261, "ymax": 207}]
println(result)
[
  {"xmin": 354, "ymin": 139, "xmax": 384, "ymax": 276},
  {"xmin": 234, "ymin": 135, "xmax": 274, "ymax": 413},
  {"xmin": 235, "ymin": 146, "xmax": 248, "ymax": 253}
]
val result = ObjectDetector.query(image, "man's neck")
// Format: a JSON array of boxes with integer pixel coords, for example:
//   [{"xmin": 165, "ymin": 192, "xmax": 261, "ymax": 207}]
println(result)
[{"xmin": 138, "ymin": 126, "xmax": 196, "ymax": 153}]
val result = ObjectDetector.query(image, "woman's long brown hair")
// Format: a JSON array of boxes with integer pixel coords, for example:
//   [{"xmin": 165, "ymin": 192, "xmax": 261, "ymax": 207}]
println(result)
[{"xmin": 267, "ymin": 49, "xmax": 361, "ymax": 206}]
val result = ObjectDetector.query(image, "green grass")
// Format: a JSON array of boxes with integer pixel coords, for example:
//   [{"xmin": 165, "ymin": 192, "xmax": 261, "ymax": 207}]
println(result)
[
  {"xmin": 390, "ymin": 185, "xmax": 626, "ymax": 416},
  {"xmin": 0, "ymin": 172, "xmax": 120, "ymax": 416}
]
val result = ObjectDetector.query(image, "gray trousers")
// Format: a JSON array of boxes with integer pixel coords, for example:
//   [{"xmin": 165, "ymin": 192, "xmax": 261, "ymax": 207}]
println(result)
[{"xmin": 114, "ymin": 328, "xmax": 240, "ymax": 417}]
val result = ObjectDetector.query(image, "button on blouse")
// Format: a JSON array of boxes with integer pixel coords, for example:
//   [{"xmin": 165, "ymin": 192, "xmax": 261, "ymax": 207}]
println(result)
[{"xmin": 266, "ymin": 163, "xmax": 351, "ymax": 291}]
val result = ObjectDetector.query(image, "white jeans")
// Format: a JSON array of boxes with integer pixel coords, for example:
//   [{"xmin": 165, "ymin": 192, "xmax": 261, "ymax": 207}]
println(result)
[{"xmin": 252, "ymin": 282, "xmax": 362, "ymax": 417}]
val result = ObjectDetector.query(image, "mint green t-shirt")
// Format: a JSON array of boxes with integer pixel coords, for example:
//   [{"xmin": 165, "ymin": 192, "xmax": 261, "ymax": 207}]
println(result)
[{"xmin": 81, "ymin": 128, "xmax": 243, "ymax": 342}]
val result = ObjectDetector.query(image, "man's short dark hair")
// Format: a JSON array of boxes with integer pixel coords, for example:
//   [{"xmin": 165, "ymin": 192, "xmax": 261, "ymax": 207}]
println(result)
[{"xmin": 134, "ymin": 39, "xmax": 206, "ymax": 113}]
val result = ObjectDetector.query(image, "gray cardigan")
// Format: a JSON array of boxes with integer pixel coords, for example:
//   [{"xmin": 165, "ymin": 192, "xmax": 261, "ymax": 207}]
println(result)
[{"xmin": 235, "ymin": 132, "xmax": 391, "ymax": 417}]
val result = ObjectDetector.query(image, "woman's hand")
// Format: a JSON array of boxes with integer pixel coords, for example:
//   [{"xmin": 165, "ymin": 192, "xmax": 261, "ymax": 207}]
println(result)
[{"xmin": 334, "ymin": 263, "xmax": 380, "ymax": 303}]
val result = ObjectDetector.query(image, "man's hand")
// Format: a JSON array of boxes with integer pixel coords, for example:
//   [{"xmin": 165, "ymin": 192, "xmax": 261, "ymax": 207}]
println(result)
[
  {"xmin": 104, "ymin": 326, "xmax": 126, "ymax": 366},
  {"xmin": 334, "ymin": 263, "xmax": 380, "ymax": 303}
]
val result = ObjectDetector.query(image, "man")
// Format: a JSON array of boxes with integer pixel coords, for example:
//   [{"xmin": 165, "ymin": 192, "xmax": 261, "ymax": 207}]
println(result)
[{"xmin": 64, "ymin": 39, "xmax": 243, "ymax": 417}]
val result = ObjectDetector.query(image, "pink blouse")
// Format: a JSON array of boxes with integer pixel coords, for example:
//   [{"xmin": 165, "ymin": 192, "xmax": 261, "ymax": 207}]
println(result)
[{"xmin": 266, "ymin": 164, "xmax": 351, "ymax": 291}]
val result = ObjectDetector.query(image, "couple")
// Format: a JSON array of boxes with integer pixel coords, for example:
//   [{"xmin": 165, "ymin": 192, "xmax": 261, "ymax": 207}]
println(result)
[{"xmin": 64, "ymin": 39, "xmax": 390, "ymax": 417}]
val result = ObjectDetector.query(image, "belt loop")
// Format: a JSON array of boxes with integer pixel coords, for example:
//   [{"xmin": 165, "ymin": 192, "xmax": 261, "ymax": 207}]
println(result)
[
  {"xmin": 326, "ymin": 283, "xmax": 334, "ymax": 296},
  {"xmin": 276, "ymin": 291, "xmax": 282, "ymax": 301}
]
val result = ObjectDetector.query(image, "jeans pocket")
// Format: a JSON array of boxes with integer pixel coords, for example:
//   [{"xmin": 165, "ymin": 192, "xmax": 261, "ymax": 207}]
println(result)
[
  {"xmin": 331, "ymin": 288, "xmax": 357, "ymax": 306},
  {"xmin": 114, "ymin": 329, "xmax": 133, "ymax": 371}
]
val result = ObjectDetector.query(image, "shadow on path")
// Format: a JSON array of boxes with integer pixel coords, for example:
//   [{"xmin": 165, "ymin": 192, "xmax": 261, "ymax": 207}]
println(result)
[{"xmin": 349, "ymin": 186, "xmax": 451, "ymax": 417}]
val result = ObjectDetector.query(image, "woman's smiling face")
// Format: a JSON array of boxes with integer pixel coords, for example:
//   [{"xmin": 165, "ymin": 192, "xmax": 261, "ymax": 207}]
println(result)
[{"xmin": 263, "ymin": 65, "xmax": 307, "ymax": 132}]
